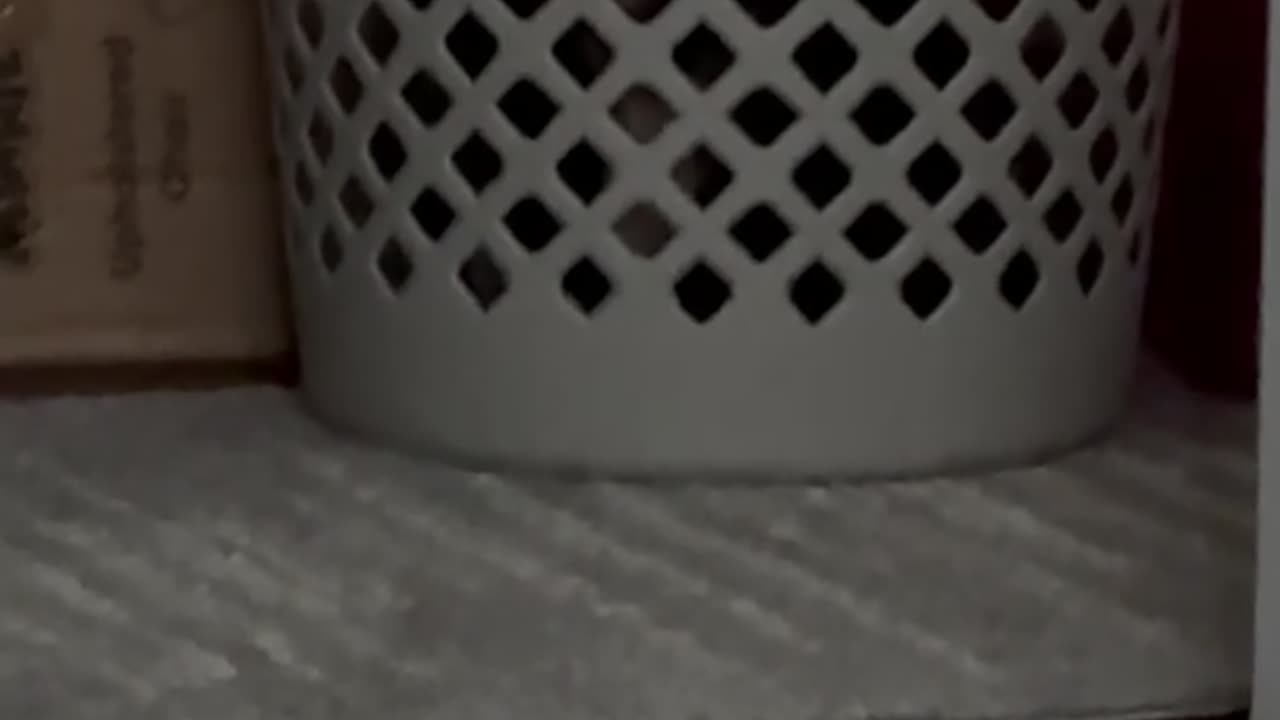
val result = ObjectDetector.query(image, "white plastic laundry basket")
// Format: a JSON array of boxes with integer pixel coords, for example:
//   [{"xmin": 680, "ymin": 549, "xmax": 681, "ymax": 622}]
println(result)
[{"xmin": 264, "ymin": 0, "xmax": 1180, "ymax": 476}]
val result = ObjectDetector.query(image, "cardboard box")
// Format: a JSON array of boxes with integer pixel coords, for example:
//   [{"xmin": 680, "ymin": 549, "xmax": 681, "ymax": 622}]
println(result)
[{"xmin": 0, "ymin": 0, "xmax": 288, "ymax": 369}]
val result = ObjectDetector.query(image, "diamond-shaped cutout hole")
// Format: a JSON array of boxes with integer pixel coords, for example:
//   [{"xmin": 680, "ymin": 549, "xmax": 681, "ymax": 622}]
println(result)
[
  {"xmin": 1058, "ymin": 72, "xmax": 1099, "ymax": 129},
  {"xmin": 901, "ymin": 258, "xmax": 953, "ymax": 321},
  {"xmin": 558, "ymin": 141, "xmax": 612, "ymax": 205},
  {"xmin": 673, "ymin": 24, "xmax": 735, "ymax": 90},
  {"xmin": 369, "ymin": 123, "xmax": 406, "ymax": 180},
  {"xmin": 793, "ymin": 23, "xmax": 858, "ymax": 93},
  {"xmin": 402, "ymin": 71, "xmax": 452, "ymax": 128},
  {"xmin": 339, "ymin": 177, "xmax": 374, "ymax": 227},
  {"xmin": 673, "ymin": 145, "xmax": 733, "ymax": 208},
  {"xmin": 791, "ymin": 262, "xmax": 846, "ymax": 325},
  {"xmin": 675, "ymin": 261, "xmax": 732, "ymax": 324},
  {"xmin": 1000, "ymin": 250, "xmax": 1041, "ymax": 310},
  {"xmin": 1111, "ymin": 175, "xmax": 1135, "ymax": 223},
  {"xmin": 616, "ymin": 0, "xmax": 673, "ymax": 22},
  {"xmin": 1022, "ymin": 17, "xmax": 1067, "ymax": 80},
  {"xmin": 1011, "ymin": 137, "xmax": 1053, "ymax": 196},
  {"xmin": 610, "ymin": 85, "xmax": 675, "ymax": 145},
  {"xmin": 793, "ymin": 145, "xmax": 851, "ymax": 210},
  {"xmin": 1044, "ymin": 190, "xmax": 1083, "ymax": 243},
  {"xmin": 499, "ymin": 78, "xmax": 560, "ymax": 139},
  {"xmin": 736, "ymin": 0, "xmax": 799, "ymax": 26},
  {"xmin": 553, "ymin": 20, "xmax": 614, "ymax": 88},
  {"xmin": 1157, "ymin": 2, "xmax": 1173, "ymax": 40},
  {"xmin": 453, "ymin": 133, "xmax": 504, "ymax": 195},
  {"xmin": 614, "ymin": 203, "xmax": 676, "ymax": 259},
  {"xmin": 458, "ymin": 248, "xmax": 509, "ymax": 311},
  {"xmin": 358, "ymin": 2, "xmax": 399, "ymax": 65},
  {"xmin": 908, "ymin": 143, "xmax": 962, "ymax": 205},
  {"xmin": 562, "ymin": 257, "xmax": 613, "ymax": 316},
  {"xmin": 319, "ymin": 227, "xmax": 343, "ymax": 272},
  {"xmin": 975, "ymin": 0, "xmax": 1019, "ymax": 20},
  {"xmin": 731, "ymin": 204, "xmax": 791, "ymax": 262},
  {"xmin": 329, "ymin": 57, "xmax": 364, "ymax": 113},
  {"xmin": 1103, "ymin": 7, "xmax": 1136, "ymax": 65},
  {"xmin": 1126, "ymin": 62, "xmax": 1151, "ymax": 112},
  {"xmin": 445, "ymin": 12, "xmax": 498, "ymax": 79},
  {"xmin": 954, "ymin": 196, "xmax": 1007, "ymax": 254},
  {"xmin": 412, "ymin": 188, "xmax": 456, "ymax": 241},
  {"xmin": 505, "ymin": 196, "xmax": 562, "ymax": 253},
  {"xmin": 376, "ymin": 237, "xmax": 415, "ymax": 293},
  {"xmin": 1090, "ymin": 127, "xmax": 1119, "ymax": 181},
  {"xmin": 297, "ymin": 0, "xmax": 324, "ymax": 48},
  {"xmin": 732, "ymin": 88, "xmax": 797, "ymax": 147},
  {"xmin": 857, "ymin": 0, "xmax": 915, "ymax": 26},
  {"xmin": 293, "ymin": 163, "xmax": 314, "ymax": 205},
  {"xmin": 500, "ymin": 0, "xmax": 551, "ymax": 18},
  {"xmin": 284, "ymin": 46, "xmax": 305, "ymax": 93},
  {"xmin": 308, "ymin": 113, "xmax": 334, "ymax": 163},
  {"xmin": 1077, "ymin": 240, "xmax": 1104, "ymax": 295},
  {"xmin": 914, "ymin": 21, "xmax": 970, "ymax": 89},
  {"xmin": 845, "ymin": 203, "xmax": 906, "ymax": 262},
  {"xmin": 962, "ymin": 81, "xmax": 1016, "ymax": 141},
  {"xmin": 852, "ymin": 85, "xmax": 916, "ymax": 146}
]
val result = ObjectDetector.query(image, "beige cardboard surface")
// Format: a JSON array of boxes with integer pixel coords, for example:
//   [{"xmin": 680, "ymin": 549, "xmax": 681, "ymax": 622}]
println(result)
[{"xmin": 0, "ymin": 0, "xmax": 288, "ymax": 365}]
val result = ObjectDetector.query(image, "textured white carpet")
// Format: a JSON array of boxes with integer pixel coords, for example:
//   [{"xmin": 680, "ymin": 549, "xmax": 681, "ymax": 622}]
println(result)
[{"xmin": 0, "ymin": 375, "xmax": 1255, "ymax": 719}]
